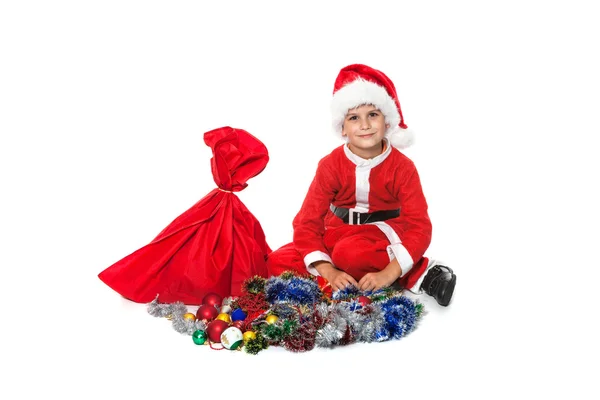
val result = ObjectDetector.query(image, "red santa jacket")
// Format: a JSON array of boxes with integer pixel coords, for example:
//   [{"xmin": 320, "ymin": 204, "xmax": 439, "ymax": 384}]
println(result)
[{"xmin": 292, "ymin": 142, "xmax": 432, "ymax": 277}]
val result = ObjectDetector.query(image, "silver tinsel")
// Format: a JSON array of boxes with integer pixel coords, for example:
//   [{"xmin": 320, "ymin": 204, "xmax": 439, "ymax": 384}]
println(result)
[
  {"xmin": 147, "ymin": 295, "xmax": 206, "ymax": 336},
  {"xmin": 222, "ymin": 296, "xmax": 234, "ymax": 306},
  {"xmin": 315, "ymin": 324, "xmax": 343, "ymax": 348},
  {"xmin": 147, "ymin": 295, "xmax": 187, "ymax": 318},
  {"xmin": 314, "ymin": 299, "xmax": 406, "ymax": 347},
  {"xmin": 359, "ymin": 303, "xmax": 387, "ymax": 342},
  {"xmin": 171, "ymin": 313, "xmax": 207, "ymax": 335},
  {"xmin": 314, "ymin": 303, "xmax": 347, "ymax": 348}
]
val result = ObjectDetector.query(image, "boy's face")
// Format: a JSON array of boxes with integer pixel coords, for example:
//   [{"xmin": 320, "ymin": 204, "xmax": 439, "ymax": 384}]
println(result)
[{"xmin": 342, "ymin": 104, "xmax": 389, "ymax": 154}]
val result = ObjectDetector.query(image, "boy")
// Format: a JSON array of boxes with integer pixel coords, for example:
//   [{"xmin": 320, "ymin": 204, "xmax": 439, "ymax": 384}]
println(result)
[{"xmin": 266, "ymin": 64, "xmax": 456, "ymax": 306}]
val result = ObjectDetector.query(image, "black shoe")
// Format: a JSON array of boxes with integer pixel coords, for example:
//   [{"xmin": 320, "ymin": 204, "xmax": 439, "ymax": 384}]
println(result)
[{"xmin": 420, "ymin": 263, "xmax": 456, "ymax": 307}]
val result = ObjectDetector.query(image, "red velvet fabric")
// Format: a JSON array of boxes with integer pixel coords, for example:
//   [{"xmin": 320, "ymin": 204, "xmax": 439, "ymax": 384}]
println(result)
[
  {"xmin": 267, "ymin": 229, "xmax": 430, "ymax": 290},
  {"xmin": 292, "ymin": 145, "xmax": 432, "ymax": 266},
  {"xmin": 98, "ymin": 127, "xmax": 271, "ymax": 304}
]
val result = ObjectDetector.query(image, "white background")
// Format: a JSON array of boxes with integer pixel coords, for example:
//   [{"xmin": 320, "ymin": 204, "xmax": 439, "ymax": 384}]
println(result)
[{"xmin": 1, "ymin": 1, "xmax": 599, "ymax": 399}]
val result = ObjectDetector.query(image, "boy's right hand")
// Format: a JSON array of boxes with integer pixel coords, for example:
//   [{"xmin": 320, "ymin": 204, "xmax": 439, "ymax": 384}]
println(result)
[{"xmin": 313, "ymin": 261, "xmax": 358, "ymax": 292}]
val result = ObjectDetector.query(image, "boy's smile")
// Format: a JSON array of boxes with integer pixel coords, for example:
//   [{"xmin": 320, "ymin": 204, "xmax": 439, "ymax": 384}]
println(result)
[{"xmin": 342, "ymin": 104, "xmax": 389, "ymax": 159}]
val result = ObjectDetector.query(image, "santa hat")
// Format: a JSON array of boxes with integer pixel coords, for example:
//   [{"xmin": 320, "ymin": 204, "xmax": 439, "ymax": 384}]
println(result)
[{"xmin": 331, "ymin": 64, "xmax": 414, "ymax": 149}]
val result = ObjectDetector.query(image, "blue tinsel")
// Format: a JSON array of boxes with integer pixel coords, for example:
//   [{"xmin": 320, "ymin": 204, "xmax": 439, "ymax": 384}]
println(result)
[
  {"xmin": 265, "ymin": 276, "xmax": 321, "ymax": 305},
  {"xmin": 378, "ymin": 296, "xmax": 419, "ymax": 339}
]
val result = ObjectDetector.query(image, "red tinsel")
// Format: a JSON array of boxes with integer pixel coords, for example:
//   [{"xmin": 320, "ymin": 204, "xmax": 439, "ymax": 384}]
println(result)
[
  {"xmin": 283, "ymin": 322, "xmax": 317, "ymax": 352},
  {"xmin": 233, "ymin": 292, "xmax": 270, "ymax": 332},
  {"xmin": 339, "ymin": 325, "xmax": 354, "ymax": 346}
]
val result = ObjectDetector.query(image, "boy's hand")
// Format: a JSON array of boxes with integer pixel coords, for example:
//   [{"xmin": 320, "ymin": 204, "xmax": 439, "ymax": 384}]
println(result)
[
  {"xmin": 326, "ymin": 269, "xmax": 359, "ymax": 292},
  {"xmin": 358, "ymin": 260, "xmax": 402, "ymax": 292},
  {"xmin": 357, "ymin": 271, "xmax": 397, "ymax": 292},
  {"xmin": 313, "ymin": 261, "xmax": 358, "ymax": 292}
]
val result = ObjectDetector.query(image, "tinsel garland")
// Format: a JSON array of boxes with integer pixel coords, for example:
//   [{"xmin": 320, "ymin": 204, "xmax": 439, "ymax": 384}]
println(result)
[
  {"xmin": 148, "ymin": 295, "xmax": 207, "ymax": 335},
  {"xmin": 147, "ymin": 272, "xmax": 425, "ymax": 354}
]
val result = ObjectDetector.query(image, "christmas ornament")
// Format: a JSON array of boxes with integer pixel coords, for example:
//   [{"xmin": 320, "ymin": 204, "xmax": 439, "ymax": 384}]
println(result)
[
  {"xmin": 183, "ymin": 312, "xmax": 196, "ymax": 321},
  {"xmin": 220, "ymin": 327, "xmax": 244, "ymax": 350},
  {"xmin": 216, "ymin": 313, "xmax": 232, "ymax": 323},
  {"xmin": 202, "ymin": 292, "xmax": 223, "ymax": 308},
  {"xmin": 232, "ymin": 320, "xmax": 244, "ymax": 330},
  {"xmin": 242, "ymin": 276, "xmax": 267, "ymax": 294},
  {"xmin": 283, "ymin": 322, "xmax": 316, "ymax": 352},
  {"xmin": 357, "ymin": 296, "xmax": 372, "ymax": 306},
  {"xmin": 172, "ymin": 313, "xmax": 207, "ymax": 335},
  {"xmin": 196, "ymin": 304, "xmax": 219, "ymax": 321},
  {"xmin": 220, "ymin": 305, "xmax": 232, "ymax": 314},
  {"xmin": 192, "ymin": 330, "xmax": 207, "ymax": 345},
  {"xmin": 243, "ymin": 331, "xmax": 256, "ymax": 342},
  {"xmin": 316, "ymin": 276, "xmax": 332, "ymax": 298},
  {"xmin": 244, "ymin": 332, "xmax": 269, "ymax": 355},
  {"xmin": 148, "ymin": 273, "xmax": 425, "ymax": 354},
  {"xmin": 266, "ymin": 275, "xmax": 321, "ymax": 305},
  {"xmin": 231, "ymin": 309, "xmax": 246, "ymax": 321},
  {"xmin": 262, "ymin": 319, "xmax": 297, "ymax": 343},
  {"xmin": 206, "ymin": 319, "xmax": 229, "ymax": 343},
  {"xmin": 147, "ymin": 295, "xmax": 187, "ymax": 318}
]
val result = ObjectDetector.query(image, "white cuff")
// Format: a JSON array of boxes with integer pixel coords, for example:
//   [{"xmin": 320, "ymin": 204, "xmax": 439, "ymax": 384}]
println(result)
[
  {"xmin": 303, "ymin": 251, "xmax": 333, "ymax": 277},
  {"xmin": 386, "ymin": 243, "xmax": 414, "ymax": 277},
  {"xmin": 371, "ymin": 221, "xmax": 415, "ymax": 277}
]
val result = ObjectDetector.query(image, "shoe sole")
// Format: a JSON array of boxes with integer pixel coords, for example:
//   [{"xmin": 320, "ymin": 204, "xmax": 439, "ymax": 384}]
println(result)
[{"xmin": 439, "ymin": 274, "xmax": 456, "ymax": 307}]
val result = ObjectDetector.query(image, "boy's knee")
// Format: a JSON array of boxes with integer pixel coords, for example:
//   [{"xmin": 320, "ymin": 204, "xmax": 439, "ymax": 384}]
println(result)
[
  {"xmin": 266, "ymin": 244, "xmax": 306, "ymax": 277},
  {"xmin": 331, "ymin": 238, "xmax": 365, "ymax": 276}
]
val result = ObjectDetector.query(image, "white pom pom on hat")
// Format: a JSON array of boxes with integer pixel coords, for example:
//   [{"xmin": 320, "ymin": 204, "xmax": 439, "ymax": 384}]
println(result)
[{"xmin": 331, "ymin": 64, "xmax": 414, "ymax": 149}]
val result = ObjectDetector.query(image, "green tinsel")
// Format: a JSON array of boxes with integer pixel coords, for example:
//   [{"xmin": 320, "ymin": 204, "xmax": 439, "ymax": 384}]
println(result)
[
  {"xmin": 279, "ymin": 271, "xmax": 296, "ymax": 280},
  {"xmin": 415, "ymin": 302, "xmax": 424, "ymax": 317},
  {"xmin": 244, "ymin": 332, "xmax": 269, "ymax": 355},
  {"xmin": 260, "ymin": 319, "xmax": 298, "ymax": 342},
  {"xmin": 281, "ymin": 319, "xmax": 298, "ymax": 336},
  {"xmin": 370, "ymin": 287, "xmax": 395, "ymax": 303},
  {"xmin": 242, "ymin": 276, "xmax": 267, "ymax": 294}
]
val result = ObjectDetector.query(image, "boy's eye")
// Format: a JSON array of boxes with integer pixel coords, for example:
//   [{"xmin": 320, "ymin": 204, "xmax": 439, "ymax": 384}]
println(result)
[
  {"xmin": 348, "ymin": 116, "xmax": 358, "ymax": 120},
  {"xmin": 369, "ymin": 112, "xmax": 379, "ymax": 117}
]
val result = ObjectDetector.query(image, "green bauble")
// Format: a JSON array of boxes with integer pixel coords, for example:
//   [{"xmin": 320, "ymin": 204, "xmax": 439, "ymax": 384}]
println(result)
[{"xmin": 192, "ymin": 329, "xmax": 207, "ymax": 345}]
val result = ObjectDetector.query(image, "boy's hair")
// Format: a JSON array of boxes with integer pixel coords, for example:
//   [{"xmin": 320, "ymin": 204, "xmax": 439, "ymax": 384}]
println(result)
[{"xmin": 331, "ymin": 64, "xmax": 414, "ymax": 149}]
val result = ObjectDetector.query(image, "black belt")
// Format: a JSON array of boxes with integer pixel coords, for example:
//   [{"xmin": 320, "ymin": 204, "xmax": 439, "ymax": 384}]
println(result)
[{"xmin": 330, "ymin": 204, "xmax": 400, "ymax": 225}]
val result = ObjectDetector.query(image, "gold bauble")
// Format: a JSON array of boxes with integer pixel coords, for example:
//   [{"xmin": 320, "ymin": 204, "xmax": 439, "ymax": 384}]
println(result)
[
  {"xmin": 183, "ymin": 313, "xmax": 196, "ymax": 321},
  {"xmin": 216, "ymin": 313, "xmax": 232, "ymax": 323},
  {"xmin": 265, "ymin": 315, "xmax": 279, "ymax": 324},
  {"xmin": 243, "ymin": 331, "xmax": 257, "ymax": 342}
]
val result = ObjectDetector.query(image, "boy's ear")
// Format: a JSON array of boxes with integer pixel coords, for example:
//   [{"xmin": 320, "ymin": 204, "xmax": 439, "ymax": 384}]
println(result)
[{"xmin": 386, "ymin": 123, "xmax": 390, "ymax": 129}]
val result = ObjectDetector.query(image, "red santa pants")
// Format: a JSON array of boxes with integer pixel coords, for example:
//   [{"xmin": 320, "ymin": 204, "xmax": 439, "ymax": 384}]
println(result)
[{"xmin": 266, "ymin": 224, "xmax": 429, "ymax": 291}]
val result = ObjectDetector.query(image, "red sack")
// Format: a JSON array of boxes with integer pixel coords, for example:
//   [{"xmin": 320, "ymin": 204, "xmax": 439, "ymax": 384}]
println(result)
[{"xmin": 98, "ymin": 127, "xmax": 271, "ymax": 304}]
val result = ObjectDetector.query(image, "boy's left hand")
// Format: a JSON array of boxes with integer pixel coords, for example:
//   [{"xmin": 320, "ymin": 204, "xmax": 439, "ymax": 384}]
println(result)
[
  {"xmin": 358, "ymin": 260, "xmax": 402, "ymax": 292},
  {"xmin": 358, "ymin": 271, "xmax": 397, "ymax": 292}
]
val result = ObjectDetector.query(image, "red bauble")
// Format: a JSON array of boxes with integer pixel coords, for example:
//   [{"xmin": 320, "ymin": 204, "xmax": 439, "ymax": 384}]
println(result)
[
  {"xmin": 202, "ymin": 292, "xmax": 223, "ymax": 308},
  {"xmin": 196, "ymin": 304, "xmax": 219, "ymax": 321},
  {"xmin": 206, "ymin": 319, "xmax": 229, "ymax": 343},
  {"xmin": 232, "ymin": 320, "xmax": 244, "ymax": 331},
  {"xmin": 357, "ymin": 296, "xmax": 372, "ymax": 306}
]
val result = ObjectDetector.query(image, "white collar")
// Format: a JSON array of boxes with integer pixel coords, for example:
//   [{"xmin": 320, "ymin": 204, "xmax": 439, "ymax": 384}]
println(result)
[{"xmin": 343, "ymin": 139, "xmax": 392, "ymax": 168}]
